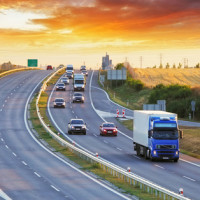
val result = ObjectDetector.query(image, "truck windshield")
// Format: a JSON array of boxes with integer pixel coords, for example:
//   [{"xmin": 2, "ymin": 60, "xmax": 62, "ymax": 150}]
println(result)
[
  {"xmin": 75, "ymin": 80, "xmax": 84, "ymax": 84},
  {"xmin": 153, "ymin": 130, "xmax": 178, "ymax": 140}
]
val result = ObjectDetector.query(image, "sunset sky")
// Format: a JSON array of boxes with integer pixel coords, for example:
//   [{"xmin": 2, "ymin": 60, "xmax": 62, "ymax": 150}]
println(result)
[{"xmin": 0, "ymin": 0, "xmax": 200, "ymax": 68}]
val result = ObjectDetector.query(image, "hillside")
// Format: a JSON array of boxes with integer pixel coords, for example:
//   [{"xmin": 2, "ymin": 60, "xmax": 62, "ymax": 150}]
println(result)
[{"xmin": 128, "ymin": 68, "xmax": 200, "ymax": 87}]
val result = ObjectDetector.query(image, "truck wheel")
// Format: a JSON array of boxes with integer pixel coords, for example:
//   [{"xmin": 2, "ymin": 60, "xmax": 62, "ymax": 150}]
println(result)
[
  {"xmin": 150, "ymin": 151, "xmax": 155, "ymax": 162},
  {"xmin": 144, "ymin": 148, "xmax": 148, "ymax": 159},
  {"xmin": 174, "ymin": 159, "xmax": 179, "ymax": 162},
  {"xmin": 136, "ymin": 145, "xmax": 140, "ymax": 156}
]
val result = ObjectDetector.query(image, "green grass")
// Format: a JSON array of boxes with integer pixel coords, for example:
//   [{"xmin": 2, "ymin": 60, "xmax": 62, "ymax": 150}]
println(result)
[{"xmin": 99, "ymin": 81, "xmax": 151, "ymax": 110}]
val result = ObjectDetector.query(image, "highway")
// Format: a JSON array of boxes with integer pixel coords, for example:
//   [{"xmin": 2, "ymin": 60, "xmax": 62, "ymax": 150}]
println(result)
[
  {"xmin": 0, "ymin": 70, "xmax": 132, "ymax": 200},
  {"xmin": 48, "ymin": 70, "xmax": 200, "ymax": 200}
]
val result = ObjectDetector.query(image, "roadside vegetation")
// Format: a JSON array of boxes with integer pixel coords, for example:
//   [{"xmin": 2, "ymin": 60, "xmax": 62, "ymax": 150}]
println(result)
[{"xmin": 29, "ymin": 70, "xmax": 161, "ymax": 200}]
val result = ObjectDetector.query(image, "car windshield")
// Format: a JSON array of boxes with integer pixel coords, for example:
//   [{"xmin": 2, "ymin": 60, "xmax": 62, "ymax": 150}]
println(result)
[
  {"xmin": 153, "ymin": 130, "xmax": 178, "ymax": 140},
  {"xmin": 58, "ymin": 83, "xmax": 64, "ymax": 86},
  {"xmin": 103, "ymin": 123, "xmax": 115, "ymax": 127},
  {"xmin": 55, "ymin": 99, "xmax": 64, "ymax": 102},
  {"xmin": 71, "ymin": 120, "xmax": 84, "ymax": 124},
  {"xmin": 62, "ymin": 78, "xmax": 68, "ymax": 80},
  {"xmin": 74, "ymin": 93, "xmax": 82, "ymax": 96},
  {"xmin": 67, "ymin": 72, "xmax": 72, "ymax": 75}
]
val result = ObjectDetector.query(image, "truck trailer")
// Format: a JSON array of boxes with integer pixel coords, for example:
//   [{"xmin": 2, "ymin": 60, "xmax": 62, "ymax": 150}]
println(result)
[{"xmin": 133, "ymin": 110, "xmax": 182, "ymax": 162}]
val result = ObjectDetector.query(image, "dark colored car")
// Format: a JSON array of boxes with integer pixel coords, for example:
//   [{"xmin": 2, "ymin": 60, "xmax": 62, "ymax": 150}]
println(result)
[
  {"xmin": 72, "ymin": 92, "xmax": 84, "ymax": 103},
  {"xmin": 80, "ymin": 65, "xmax": 86, "ymax": 71},
  {"xmin": 61, "ymin": 77, "xmax": 69, "ymax": 85},
  {"xmin": 81, "ymin": 70, "xmax": 88, "ymax": 76},
  {"xmin": 66, "ymin": 72, "xmax": 73, "ymax": 79},
  {"xmin": 100, "ymin": 122, "xmax": 117, "ymax": 136},
  {"xmin": 68, "ymin": 119, "xmax": 86, "ymax": 135},
  {"xmin": 56, "ymin": 83, "xmax": 66, "ymax": 91},
  {"xmin": 46, "ymin": 65, "xmax": 53, "ymax": 70},
  {"xmin": 54, "ymin": 98, "xmax": 65, "ymax": 108}
]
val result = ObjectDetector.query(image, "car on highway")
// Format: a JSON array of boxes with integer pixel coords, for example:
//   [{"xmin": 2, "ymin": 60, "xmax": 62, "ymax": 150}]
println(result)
[
  {"xmin": 81, "ymin": 70, "xmax": 88, "ymax": 76},
  {"xmin": 68, "ymin": 119, "xmax": 86, "ymax": 135},
  {"xmin": 53, "ymin": 98, "xmax": 65, "ymax": 108},
  {"xmin": 80, "ymin": 65, "xmax": 86, "ymax": 71},
  {"xmin": 46, "ymin": 65, "xmax": 53, "ymax": 70},
  {"xmin": 100, "ymin": 122, "xmax": 118, "ymax": 136},
  {"xmin": 56, "ymin": 83, "xmax": 66, "ymax": 91},
  {"xmin": 65, "ymin": 72, "xmax": 73, "ymax": 79},
  {"xmin": 72, "ymin": 92, "xmax": 84, "ymax": 103},
  {"xmin": 61, "ymin": 77, "xmax": 69, "ymax": 85}
]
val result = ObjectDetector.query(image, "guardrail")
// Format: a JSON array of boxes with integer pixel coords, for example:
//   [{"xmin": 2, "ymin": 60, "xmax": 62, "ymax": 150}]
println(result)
[
  {"xmin": 0, "ymin": 67, "xmax": 41, "ymax": 77},
  {"xmin": 36, "ymin": 69, "xmax": 190, "ymax": 200}
]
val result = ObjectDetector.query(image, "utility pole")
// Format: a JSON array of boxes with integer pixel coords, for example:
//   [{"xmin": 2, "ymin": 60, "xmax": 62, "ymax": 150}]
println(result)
[
  {"xmin": 160, "ymin": 53, "xmax": 163, "ymax": 66},
  {"xmin": 140, "ymin": 56, "xmax": 143, "ymax": 68}
]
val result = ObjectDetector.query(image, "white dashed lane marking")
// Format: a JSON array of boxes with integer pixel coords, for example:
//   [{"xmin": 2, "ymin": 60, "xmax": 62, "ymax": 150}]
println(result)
[
  {"xmin": 22, "ymin": 161, "xmax": 27, "ymax": 166},
  {"xmin": 183, "ymin": 176, "xmax": 196, "ymax": 182},
  {"xmin": 34, "ymin": 172, "xmax": 41, "ymax": 178},
  {"xmin": 51, "ymin": 185, "xmax": 60, "ymax": 192},
  {"xmin": 154, "ymin": 164, "xmax": 165, "ymax": 169}
]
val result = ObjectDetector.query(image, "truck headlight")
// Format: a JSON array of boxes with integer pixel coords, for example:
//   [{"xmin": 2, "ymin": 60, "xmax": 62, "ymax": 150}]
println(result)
[
  {"xmin": 153, "ymin": 150, "xmax": 157, "ymax": 155},
  {"xmin": 175, "ymin": 151, "xmax": 179, "ymax": 155}
]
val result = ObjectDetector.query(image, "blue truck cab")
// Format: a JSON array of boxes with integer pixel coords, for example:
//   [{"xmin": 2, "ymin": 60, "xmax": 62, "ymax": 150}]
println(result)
[{"xmin": 149, "ymin": 117, "xmax": 179, "ymax": 162}]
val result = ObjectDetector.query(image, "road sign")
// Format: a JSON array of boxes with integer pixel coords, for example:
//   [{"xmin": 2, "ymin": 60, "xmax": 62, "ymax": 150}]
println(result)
[
  {"xmin": 191, "ymin": 101, "xmax": 196, "ymax": 111},
  {"xmin": 28, "ymin": 59, "xmax": 38, "ymax": 67}
]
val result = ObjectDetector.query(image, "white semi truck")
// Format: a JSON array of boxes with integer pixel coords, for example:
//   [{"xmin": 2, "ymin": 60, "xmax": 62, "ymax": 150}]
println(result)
[{"xmin": 133, "ymin": 110, "xmax": 182, "ymax": 162}]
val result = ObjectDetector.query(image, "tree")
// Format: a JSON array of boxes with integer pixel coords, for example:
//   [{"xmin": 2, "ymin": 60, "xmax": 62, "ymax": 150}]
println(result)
[
  {"xmin": 178, "ymin": 63, "xmax": 182, "ymax": 69},
  {"xmin": 195, "ymin": 63, "xmax": 200, "ymax": 68},
  {"xmin": 153, "ymin": 65, "xmax": 157, "ymax": 68},
  {"xmin": 173, "ymin": 63, "xmax": 176, "ymax": 68},
  {"xmin": 166, "ymin": 63, "xmax": 170, "ymax": 69},
  {"xmin": 115, "ymin": 63, "xmax": 124, "ymax": 70}
]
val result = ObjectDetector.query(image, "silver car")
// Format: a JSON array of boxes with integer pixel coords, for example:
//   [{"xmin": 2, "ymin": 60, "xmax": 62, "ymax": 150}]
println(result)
[
  {"xmin": 68, "ymin": 119, "xmax": 86, "ymax": 135},
  {"xmin": 54, "ymin": 98, "xmax": 66, "ymax": 108},
  {"xmin": 56, "ymin": 83, "xmax": 66, "ymax": 91}
]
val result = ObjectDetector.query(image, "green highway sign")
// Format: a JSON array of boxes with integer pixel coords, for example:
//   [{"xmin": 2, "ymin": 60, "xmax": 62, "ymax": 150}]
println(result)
[{"xmin": 28, "ymin": 59, "xmax": 38, "ymax": 67}]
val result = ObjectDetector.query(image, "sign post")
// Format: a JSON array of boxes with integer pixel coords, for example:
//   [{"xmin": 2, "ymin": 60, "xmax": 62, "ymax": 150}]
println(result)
[{"xmin": 191, "ymin": 100, "xmax": 196, "ymax": 119}]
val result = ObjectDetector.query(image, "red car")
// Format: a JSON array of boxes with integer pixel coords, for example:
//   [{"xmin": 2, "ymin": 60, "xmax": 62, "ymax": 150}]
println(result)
[
  {"xmin": 99, "ymin": 122, "xmax": 117, "ymax": 136},
  {"xmin": 46, "ymin": 65, "xmax": 53, "ymax": 70}
]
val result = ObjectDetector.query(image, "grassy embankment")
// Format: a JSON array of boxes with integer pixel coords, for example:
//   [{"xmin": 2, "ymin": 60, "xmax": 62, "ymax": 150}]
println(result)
[
  {"xmin": 29, "ymin": 70, "xmax": 158, "ymax": 200},
  {"xmin": 99, "ymin": 69, "xmax": 200, "ymax": 159}
]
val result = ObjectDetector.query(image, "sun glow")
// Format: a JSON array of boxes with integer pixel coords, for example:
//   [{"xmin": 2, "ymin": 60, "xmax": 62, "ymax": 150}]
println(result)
[{"xmin": 0, "ymin": 9, "xmax": 47, "ymax": 31}]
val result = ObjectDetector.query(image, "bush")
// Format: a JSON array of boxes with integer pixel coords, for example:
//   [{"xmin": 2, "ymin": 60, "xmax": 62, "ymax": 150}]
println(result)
[{"xmin": 148, "ymin": 83, "xmax": 200, "ymax": 119}]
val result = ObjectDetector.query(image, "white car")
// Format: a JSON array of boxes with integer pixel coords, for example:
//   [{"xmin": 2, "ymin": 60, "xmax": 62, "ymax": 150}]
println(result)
[
  {"xmin": 56, "ymin": 83, "xmax": 66, "ymax": 91},
  {"xmin": 54, "ymin": 98, "xmax": 66, "ymax": 108}
]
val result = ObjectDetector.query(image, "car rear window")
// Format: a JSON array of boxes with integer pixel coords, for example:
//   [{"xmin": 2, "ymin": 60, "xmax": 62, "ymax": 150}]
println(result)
[{"xmin": 103, "ymin": 123, "xmax": 115, "ymax": 127}]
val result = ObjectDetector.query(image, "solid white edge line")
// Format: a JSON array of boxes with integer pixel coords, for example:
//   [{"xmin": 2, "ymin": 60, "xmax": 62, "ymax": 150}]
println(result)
[
  {"xmin": 0, "ymin": 189, "xmax": 12, "ymax": 200},
  {"xmin": 89, "ymin": 72, "xmax": 132, "ymax": 140},
  {"xmin": 91, "ymin": 71, "xmax": 200, "ymax": 168},
  {"xmin": 24, "ymin": 72, "xmax": 132, "ymax": 200}
]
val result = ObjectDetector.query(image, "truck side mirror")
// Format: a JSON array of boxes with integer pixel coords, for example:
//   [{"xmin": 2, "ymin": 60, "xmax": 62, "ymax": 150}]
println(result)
[
  {"xmin": 148, "ymin": 130, "xmax": 152, "ymax": 138},
  {"xmin": 179, "ymin": 130, "xmax": 183, "ymax": 139}
]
